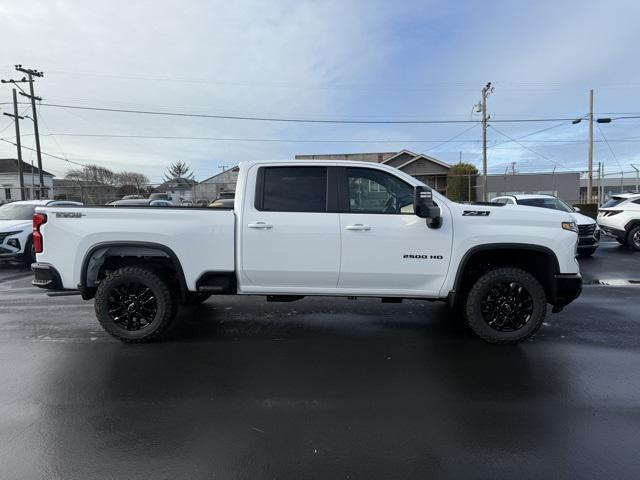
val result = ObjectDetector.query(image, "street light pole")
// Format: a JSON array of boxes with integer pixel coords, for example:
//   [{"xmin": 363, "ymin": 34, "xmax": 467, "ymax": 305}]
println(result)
[{"xmin": 631, "ymin": 164, "xmax": 639, "ymax": 193}]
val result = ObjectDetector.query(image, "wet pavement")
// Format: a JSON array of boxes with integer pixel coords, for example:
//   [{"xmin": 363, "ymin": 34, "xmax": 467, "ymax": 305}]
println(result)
[{"xmin": 0, "ymin": 244, "xmax": 639, "ymax": 479}]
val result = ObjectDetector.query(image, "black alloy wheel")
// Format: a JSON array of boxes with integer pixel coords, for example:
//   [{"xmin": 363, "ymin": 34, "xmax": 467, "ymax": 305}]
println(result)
[
  {"xmin": 480, "ymin": 281, "xmax": 534, "ymax": 332},
  {"xmin": 94, "ymin": 266, "xmax": 177, "ymax": 342},
  {"xmin": 465, "ymin": 267, "xmax": 547, "ymax": 344},
  {"xmin": 629, "ymin": 226, "xmax": 640, "ymax": 251},
  {"xmin": 107, "ymin": 281, "xmax": 158, "ymax": 331}
]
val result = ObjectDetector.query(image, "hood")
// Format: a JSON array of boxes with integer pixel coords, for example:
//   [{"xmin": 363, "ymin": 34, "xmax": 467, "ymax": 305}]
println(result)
[
  {"xmin": 453, "ymin": 203, "xmax": 574, "ymax": 224},
  {"xmin": 571, "ymin": 211, "xmax": 596, "ymax": 226},
  {"xmin": 0, "ymin": 219, "xmax": 31, "ymax": 232}
]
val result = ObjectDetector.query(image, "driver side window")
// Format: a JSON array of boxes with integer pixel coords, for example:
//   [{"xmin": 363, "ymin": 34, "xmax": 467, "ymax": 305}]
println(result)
[{"xmin": 346, "ymin": 168, "xmax": 414, "ymax": 214}]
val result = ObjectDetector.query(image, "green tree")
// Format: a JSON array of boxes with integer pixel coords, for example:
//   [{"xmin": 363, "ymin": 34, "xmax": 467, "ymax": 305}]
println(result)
[
  {"xmin": 446, "ymin": 163, "xmax": 478, "ymax": 202},
  {"xmin": 163, "ymin": 161, "xmax": 194, "ymax": 181}
]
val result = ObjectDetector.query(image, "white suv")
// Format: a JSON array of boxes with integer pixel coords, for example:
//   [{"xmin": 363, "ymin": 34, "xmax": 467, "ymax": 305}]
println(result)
[
  {"xmin": 0, "ymin": 200, "xmax": 83, "ymax": 264},
  {"xmin": 491, "ymin": 194, "xmax": 600, "ymax": 257},
  {"xmin": 597, "ymin": 193, "xmax": 640, "ymax": 251}
]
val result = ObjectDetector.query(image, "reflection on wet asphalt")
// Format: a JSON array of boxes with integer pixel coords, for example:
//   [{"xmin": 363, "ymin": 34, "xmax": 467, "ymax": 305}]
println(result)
[{"xmin": 0, "ymin": 246, "xmax": 639, "ymax": 479}]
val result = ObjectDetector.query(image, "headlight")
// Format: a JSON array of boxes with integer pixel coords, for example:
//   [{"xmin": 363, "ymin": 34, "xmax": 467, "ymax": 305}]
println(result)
[{"xmin": 562, "ymin": 221, "xmax": 578, "ymax": 233}]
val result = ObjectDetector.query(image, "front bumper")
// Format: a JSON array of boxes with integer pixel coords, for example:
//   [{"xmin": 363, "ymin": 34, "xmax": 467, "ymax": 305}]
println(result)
[
  {"xmin": 31, "ymin": 262, "xmax": 63, "ymax": 290},
  {"xmin": 599, "ymin": 225, "xmax": 626, "ymax": 239},
  {"xmin": 551, "ymin": 273, "xmax": 582, "ymax": 312}
]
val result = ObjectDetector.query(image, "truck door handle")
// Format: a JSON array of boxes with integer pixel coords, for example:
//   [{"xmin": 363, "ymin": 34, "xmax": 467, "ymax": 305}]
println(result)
[
  {"xmin": 248, "ymin": 222, "xmax": 273, "ymax": 229},
  {"xmin": 345, "ymin": 224, "xmax": 371, "ymax": 231}
]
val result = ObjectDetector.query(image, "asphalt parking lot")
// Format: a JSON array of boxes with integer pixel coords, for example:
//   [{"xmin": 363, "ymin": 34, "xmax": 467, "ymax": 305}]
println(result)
[{"xmin": 0, "ymin": 239, "xmax": 639, "ymax": 479}]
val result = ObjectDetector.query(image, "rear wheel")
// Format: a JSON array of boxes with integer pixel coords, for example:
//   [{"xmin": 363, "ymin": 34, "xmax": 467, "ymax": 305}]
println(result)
[
  {"xmin": 94, "ymin": 266, "xmax": 177, "ymax": 343},
  {"xmin": 465, "ymin": 267, "xmax": 547, "ymax": 344},
  {"xmin": 627, "ymin": 226, "xmax": 640, "ymax": 252},
  {"xmin": 20, "ymin": 237, "xmax": 35, "ymax": 265}
]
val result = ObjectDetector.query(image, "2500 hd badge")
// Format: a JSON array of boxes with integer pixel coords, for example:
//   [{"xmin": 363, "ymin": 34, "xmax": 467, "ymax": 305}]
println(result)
[{"xmin": 403, "ymin": 254, "xmax": 444, "ymax": 259}]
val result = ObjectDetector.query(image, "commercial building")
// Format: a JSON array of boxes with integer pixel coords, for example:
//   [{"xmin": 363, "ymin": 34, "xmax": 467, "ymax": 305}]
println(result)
[
  {"xmin": 479, "ymin": 172, "xmax": 581, "ymax": 203},
  {"xmin": 192, "ymin": 167, "xmax": 239, "ymax": 203}
]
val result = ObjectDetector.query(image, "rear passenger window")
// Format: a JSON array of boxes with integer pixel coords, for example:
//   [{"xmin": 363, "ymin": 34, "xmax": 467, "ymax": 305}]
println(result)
[{"xmin": 260, "ymin": 167, "xmax": 327, "ymax": 212}]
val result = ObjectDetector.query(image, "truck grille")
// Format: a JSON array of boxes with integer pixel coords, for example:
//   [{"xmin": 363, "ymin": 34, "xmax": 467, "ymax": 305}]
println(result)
[{"xmin": 578, "ymin": 224, "xmax": 596, "ymax": 237}]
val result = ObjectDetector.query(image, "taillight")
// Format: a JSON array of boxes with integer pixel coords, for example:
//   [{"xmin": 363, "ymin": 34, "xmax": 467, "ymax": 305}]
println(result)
[{"xmin": 33, "ymin": 213, "xmax": 47, "ymax": 254}]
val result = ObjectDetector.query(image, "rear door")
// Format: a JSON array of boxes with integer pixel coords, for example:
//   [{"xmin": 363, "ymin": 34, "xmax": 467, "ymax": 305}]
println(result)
[
  {"xmin": 240, "ymin": 165, "xmax": 340, "ymax": 291},
  {"xmin": 337, "ymin": 167, "xmax": 452, "ymax": 296}
]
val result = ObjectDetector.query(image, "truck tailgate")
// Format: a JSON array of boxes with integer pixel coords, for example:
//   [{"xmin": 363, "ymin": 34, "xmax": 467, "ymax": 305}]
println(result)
[{"xmin": 35, "ymin": 207, "xmax": 235, "ymax": 290}]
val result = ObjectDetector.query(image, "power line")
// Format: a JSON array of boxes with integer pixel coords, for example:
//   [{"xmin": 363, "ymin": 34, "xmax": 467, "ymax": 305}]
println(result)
[
  {"xmin": 597, "ymin": 123, "xmax": 623, "ymax": 172},
  {"xmin": 33, "ymin": 102, "xmax": 589, "ymax": 124},
  {"xmin": 0, "ymin": 138, "xmax": 87, "ymax": 168},
  {"xmin": 425, "ymin": 124, "xmax": 478, "ymax": 152},
  {"xmin": 489, "ymin": 125, "xmax": 581, "ymax": 173}
]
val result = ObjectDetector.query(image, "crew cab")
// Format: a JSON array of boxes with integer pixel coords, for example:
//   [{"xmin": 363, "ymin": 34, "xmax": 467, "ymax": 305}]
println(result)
[
  {"xmin": 491, "ymin": 194, "xmax": 600, "ymax": 257},
  {"xmin": 597, "ymin": 192, "xmax": 640, "ymax": 250},
  {"xmin": 31, "ymin": 161, "xmax": 582, "ymax": 344},
  {"xmin": 0, "ymin": 200, "xmax": 82, "ymax": 264}
]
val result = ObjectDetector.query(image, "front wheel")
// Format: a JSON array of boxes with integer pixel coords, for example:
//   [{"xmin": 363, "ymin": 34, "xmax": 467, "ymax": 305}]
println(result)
[
  {"xmin": 94, "ymin": 266, "xmax": 177, "ymax": 343},
  {"xmin": 465, "ymin": 267, "xmax": 547, "ymax": 344},
  {"xmin": 627, "ymin": 226, "xmax": 640, "ymax": 252}
]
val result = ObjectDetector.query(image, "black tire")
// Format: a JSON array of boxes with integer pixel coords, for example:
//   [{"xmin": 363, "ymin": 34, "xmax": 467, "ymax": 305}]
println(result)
[
  {"xmin": 94, "ymin": 266, "xmax": 177, "ymax": 343},
  {"xmin": 578, "ymin": 248, "xmax": 596, "ymax": 258},
  {"xmin": 179, "ymin": 292, "xmax": 212, "ymax": 306},
  {"xmin": 616, "ymin": 237, "xmax": 627, "ymax": 246},
  {"xmin": 20, "ymin": 237, "xmax": 35, "ymax": 265},
  {"xmin": 465, "ymin": 267, "xmax": 547, "ymax": 345},
  {"xmin": 627, "ymin": 226, "xmax": 640, "ymax": 252}
]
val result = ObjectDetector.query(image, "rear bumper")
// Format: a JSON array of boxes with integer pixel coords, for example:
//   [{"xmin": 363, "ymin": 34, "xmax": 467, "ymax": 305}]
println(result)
[
  {"xmin": 551, "ymin": 273, "xmax": 582, "ymax": 312},
  {"xmin": 31, "ymin": 262, "xmax": 63, "ymax": 290}
]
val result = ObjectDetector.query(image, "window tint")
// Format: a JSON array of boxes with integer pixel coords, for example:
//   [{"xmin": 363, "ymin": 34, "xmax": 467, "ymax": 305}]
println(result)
[
  {"xmin": 601, "ymin": 197, "xmax": 625, "ymax": 208},
  {"xmin": 346, "ymin": 168, "xmax": 414, "ymax": 214},
  {"xmin": 261, "ymin": 167, "xmax": 327, "ymax": 212}
]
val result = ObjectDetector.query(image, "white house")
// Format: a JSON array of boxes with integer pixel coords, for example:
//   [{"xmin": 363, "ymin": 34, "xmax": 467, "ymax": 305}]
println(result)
[{"xmin": 0, "ymin": 158, "xmax": 54, "ymax": 202}]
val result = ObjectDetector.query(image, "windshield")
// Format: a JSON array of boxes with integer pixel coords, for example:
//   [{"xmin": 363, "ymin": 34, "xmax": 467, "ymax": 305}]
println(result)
[
  {"xmin": 0, "ymin": 204, "xmax": 36, "ymax": 221},
  {"xmin": 517, "ymin": 197, "xmax": 573, "ymax": 213},
  {"xmin": 601, "ymin": 197, "xmax": 625, "ymax": 208}
]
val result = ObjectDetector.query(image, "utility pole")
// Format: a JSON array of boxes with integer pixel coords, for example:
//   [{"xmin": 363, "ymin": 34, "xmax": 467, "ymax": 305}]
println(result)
[
  {"xmin": 476, "ymin": 82, "xmax": 494, "ymax": 202},
  {"xmin": 2, "ymin": 89, "xmax": 26, "ymax": 200},
  {"xmin": 587, "ymin": 89, "xmax": 594, "ymax": 203},
  {"xmin": 631, "ymin": 164, "xmax": 639, "ymax": 193},
  {"xmin": 15, "ymin": 65, "xmax": 45, "ymax": 198}
]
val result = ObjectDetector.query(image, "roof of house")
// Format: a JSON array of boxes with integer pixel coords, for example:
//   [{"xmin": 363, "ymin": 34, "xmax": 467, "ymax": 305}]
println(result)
[
  {"xmin": 0, "ymin": 158, "xmax": 53, "ymax": 176},
  {"xmin": 381, "ymin": 150, "xmax": 451, "ymax": 170}
]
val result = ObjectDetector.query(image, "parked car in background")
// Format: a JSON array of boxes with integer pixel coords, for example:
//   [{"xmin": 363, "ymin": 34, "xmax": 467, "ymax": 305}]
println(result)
[
  {"xmin": 0, "ymin": 200, "xmax": 83, "ymax": 264},
  {"xmin": 208, "ymin": 198, "xmax": 234, "ymax": 209},
  {"xmin": 597, "ymin": 193, "xmax": 640, "ymax": 251},
  {"xmin": 491, "ymin": 194, "xmax": 600, "ymax": 257},
  {"xmin": 107, "ymin": 199, "xmax": 175, "ymax": 207}
]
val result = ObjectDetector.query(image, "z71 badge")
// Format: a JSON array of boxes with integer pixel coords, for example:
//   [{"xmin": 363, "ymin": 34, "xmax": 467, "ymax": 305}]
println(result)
[{"xmin": 462, "ymin": 210, "xmax": 490, "ymax": 216}]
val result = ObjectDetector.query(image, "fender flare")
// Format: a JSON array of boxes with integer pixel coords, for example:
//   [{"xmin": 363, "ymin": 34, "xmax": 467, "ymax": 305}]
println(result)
[
  {"xmin": 79, "ymin": 241, "xmax": 188, "ymax": 300},
  {"xmin": 448, "ymin": 243, "xmax": 560, "ymax": 307}
]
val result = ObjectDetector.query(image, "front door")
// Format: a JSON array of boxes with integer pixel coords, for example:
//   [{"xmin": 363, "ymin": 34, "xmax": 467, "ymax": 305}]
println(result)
[
  {"xmin": 241, "ymin": 165, "xmax": 340, "ymax": 291},
  {"xmin": 337, "ymin": 167, "xmax": 452, "ymax": 296}
]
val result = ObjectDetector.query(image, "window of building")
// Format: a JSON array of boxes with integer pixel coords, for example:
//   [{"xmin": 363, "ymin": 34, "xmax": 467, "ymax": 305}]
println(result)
[
  {"xmin": 4, "ymin": 188, "xmax": 11, "ymax": 200},
  {"xmin": 260, "ymin": 167, "xmax": 327, "ymax": 212},
  {"xmin": 346, "ymin": 168, "xmax": 414, "ymax": 214}
]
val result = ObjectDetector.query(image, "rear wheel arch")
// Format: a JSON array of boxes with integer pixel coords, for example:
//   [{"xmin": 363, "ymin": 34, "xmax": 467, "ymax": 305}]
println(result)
[
  {"xmin": 450, "ymin": 244, "xmax": 560, "ymax": 307},
  {"xmin": 80, "ymin": 241, "xmax": 188, "ymax": 300}
]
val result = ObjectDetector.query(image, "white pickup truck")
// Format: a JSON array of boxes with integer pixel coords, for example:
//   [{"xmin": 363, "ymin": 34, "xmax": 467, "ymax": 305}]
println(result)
[{"xmin": 31, "ymin": 160, "xmax": 582, "ymax": 344}]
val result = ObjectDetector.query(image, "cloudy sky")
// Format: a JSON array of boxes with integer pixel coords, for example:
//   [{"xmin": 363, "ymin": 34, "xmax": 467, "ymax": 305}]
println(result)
[{"xmin": 1, "ymin": 0, "xmax": 640, "ymax": 182}]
